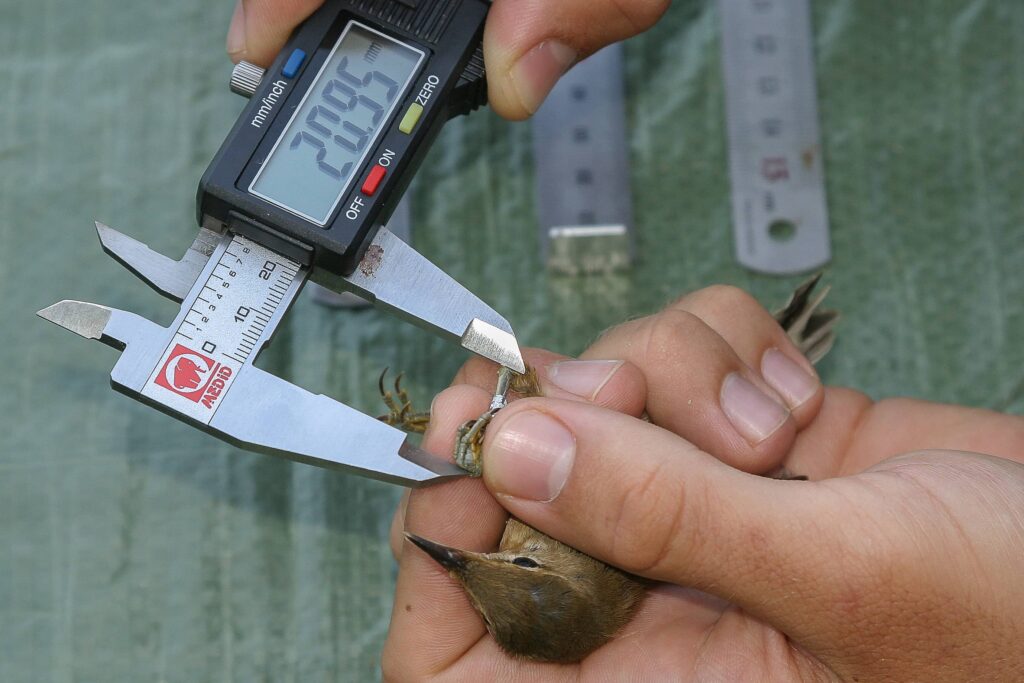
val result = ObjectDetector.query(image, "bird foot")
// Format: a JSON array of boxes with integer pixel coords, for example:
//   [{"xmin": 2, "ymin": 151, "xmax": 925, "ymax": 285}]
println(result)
[
  {"xmin": 378, "ymin": 365, "xmax": 532, "ymax": 477},
  {"xmin": 453, "ymin": 409, "xmax": 497, "ymax": 477},
  {"xmin": 454, "ymin": 365, "xmax": 522, "ymax": 477},
  {"xmin": 376, "ymin": 368, "xmax": 431, "ymax": 434}
]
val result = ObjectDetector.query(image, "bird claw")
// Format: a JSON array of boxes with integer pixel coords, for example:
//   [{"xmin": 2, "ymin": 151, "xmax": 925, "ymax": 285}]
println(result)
[
  {"xmin": 453, "ymin": 409, "xmax": 496, "ymax": 477},
  {"xmin": 376, "ymin": 368, "xmax": 431, "ymax": 434}
]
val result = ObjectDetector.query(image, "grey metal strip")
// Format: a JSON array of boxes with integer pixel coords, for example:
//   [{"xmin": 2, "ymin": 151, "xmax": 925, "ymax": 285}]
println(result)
[
  {"xmin": 719, "ymin": 0, "xmax": 831, "ymax": 275},
  {"xmin": 532, "ymin": 44, "xmax": 634, "ymax": 276}
]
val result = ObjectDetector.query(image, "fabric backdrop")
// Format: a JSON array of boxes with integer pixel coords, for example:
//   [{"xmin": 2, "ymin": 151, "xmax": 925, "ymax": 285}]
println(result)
[{"xmin": 1, "ymin": 0, "xmax": 1022, "ymax": 680}]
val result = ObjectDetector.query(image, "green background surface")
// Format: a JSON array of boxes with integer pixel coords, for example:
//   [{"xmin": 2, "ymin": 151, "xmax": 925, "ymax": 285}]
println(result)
[{"xmin": 2, "ymin": 0, "xmax": 1023, "ymax": 680}]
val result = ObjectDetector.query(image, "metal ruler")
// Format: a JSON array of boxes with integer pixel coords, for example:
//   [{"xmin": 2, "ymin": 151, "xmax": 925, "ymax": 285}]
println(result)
[
  {"xmin": 532, "ymin": 44, "xmax": 634, "ymax": 275},
  {"xmin": 719, "ymin": 0, "xmax": 831, "ymax": 275}
]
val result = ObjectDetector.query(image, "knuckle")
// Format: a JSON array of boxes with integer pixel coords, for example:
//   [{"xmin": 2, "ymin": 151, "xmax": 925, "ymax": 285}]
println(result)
[
  {"xmin": 641, "ymin": 308, "xmax": 703, "ymax": 368},
  {"xmin": 607, "ymin": 457, "xmax": 701, "ymax": 576},
  {"xmin": 381, "ymin": 649, "xmax": 440, "ymax": 683},
  {"xmin": 686, "ymin": 284, "xmax": 764, "ymax": 318}
]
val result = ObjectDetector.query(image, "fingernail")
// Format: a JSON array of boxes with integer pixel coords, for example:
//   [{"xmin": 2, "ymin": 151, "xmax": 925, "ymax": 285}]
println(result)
[
  {"xmin": 547, "ymin": 360, "xmax": 623, "ymax": 400},
  {"xmin": 761, "ymin": 349, "xmax": 819, "ymax": 409},
  {"xmin": 226, "ymin": 0, "xmax": 246, "ymax": 58},
  {"xmin": 486, "ymin": 411, "xmax": 575, "ymax": 502},
  {"xmin": 721, "ymin": 373, "xmax": 788, "ymax": 445},
  {"xmin": 508, "ymin": 41, "xmax": 578, "ymax": 115}
]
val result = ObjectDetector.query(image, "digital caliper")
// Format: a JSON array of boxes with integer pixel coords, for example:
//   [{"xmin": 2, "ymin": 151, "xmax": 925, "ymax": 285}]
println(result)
[{"xmin": 38, "ymin": 0, "xmax": 524, "ymax": 487}]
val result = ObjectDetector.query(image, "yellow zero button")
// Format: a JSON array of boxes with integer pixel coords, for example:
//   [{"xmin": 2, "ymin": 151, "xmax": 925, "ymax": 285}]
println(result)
[{"xmin": 399, "ymin": 103, "xmax": 424, "ymax": 134}]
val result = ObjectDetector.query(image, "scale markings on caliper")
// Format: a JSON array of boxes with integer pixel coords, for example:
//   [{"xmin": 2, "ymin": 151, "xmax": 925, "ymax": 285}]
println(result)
[
  {"xmin": 141, "ymin": 235, "xmax": 303, "ymax": 424},
  {"xmin": 718, "ymin": 0, "xmax": 831, "ymax": 275}
]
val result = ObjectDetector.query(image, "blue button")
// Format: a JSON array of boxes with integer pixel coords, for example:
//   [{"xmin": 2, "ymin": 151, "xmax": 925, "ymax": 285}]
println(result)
[{"xmin": 282, "ymin": 49, "xmax": 306, "ymax": 78}]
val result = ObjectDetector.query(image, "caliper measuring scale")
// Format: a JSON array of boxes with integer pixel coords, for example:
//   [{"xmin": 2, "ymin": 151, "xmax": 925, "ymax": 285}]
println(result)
[{"xmin": 38, "ymin": 0, "xmax": 523, "ymax": 487}]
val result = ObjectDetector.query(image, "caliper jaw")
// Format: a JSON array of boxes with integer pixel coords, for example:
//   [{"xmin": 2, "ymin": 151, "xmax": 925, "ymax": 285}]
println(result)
[
  {"xmin": 97, "ymin": 219, "xmax": 526, "ymax": 375},
  {"xmin": 95, "ymin": 222, "xmax": 220, "ymax": 303},
  {"xmin": 38, "ymin": 225, "xmax": 466, "ymax": 487}
]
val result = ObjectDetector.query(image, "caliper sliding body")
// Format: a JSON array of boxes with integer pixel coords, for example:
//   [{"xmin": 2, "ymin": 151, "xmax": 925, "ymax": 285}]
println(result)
[{"xmin": 38, "ymin": 0, "xmax": 522, "ymax": 487}]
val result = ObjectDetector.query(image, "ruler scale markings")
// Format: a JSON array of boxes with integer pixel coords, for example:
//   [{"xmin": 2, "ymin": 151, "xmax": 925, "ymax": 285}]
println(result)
[
  {"xmin": 532, "ymin": 45, "xmax": 634, "ymax": 276},
  {"xmin": 718, "ymin": 0, "xmax": 831, "ymax": 275},
  {"xmin": 140, "ymin": 234, "xmax": 306, "ymax": 425}
]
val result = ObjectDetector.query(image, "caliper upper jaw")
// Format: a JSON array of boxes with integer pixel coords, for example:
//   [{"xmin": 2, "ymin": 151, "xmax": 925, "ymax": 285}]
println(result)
[
  {"xmin": 95, "ymin": 221, "xmax": 220, "ymax": 303},
  {"xmin": 97, "ymin": 221, "xmax": 526, "ymax": 375},
  {"xmin": 320, "ymin": 227, "xmax": 527, "ymax": 374}
]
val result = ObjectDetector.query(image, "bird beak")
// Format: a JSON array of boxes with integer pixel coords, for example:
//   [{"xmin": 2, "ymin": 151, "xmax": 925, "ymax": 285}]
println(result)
[{"xmin": 404, "ymin": 533, "xmax": 468, "ymax": 572}]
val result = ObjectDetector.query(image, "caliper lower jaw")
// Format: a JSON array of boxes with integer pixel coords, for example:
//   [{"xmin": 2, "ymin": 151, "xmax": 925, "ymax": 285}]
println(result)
[{"xmin": 36, "ymin": 223, "xmax": 465, "ymax": 487}]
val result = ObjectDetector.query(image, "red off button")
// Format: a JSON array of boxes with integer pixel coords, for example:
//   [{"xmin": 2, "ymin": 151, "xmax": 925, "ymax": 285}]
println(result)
[{"xmin": 361, "ymin": 165, "xmax": 387, "ymax": 196}]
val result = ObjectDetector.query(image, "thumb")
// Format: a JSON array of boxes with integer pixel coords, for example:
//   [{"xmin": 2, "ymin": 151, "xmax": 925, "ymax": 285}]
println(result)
[
  {"xmin": 481, "ymin": 397, "xmax": 843, "ymax": 634},
  {"xmin": 227, "ymin": 0, "xmax": 324, "ymax": 66},
  {"xmin": 484, "ymin": 0, "xmax": 671, "ymax": 119}
]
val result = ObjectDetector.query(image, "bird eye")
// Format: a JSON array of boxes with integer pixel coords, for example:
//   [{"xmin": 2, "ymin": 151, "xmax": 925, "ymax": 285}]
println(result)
[{"xmin": 512, "ymin": 556, "xmax": 539, "ymax": 568}]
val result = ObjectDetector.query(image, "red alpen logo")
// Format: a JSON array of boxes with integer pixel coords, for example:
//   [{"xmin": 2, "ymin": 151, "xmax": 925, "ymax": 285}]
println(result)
[{"xmin": 155, "ymin": 344, "xmax": 233, "ymax": 409}]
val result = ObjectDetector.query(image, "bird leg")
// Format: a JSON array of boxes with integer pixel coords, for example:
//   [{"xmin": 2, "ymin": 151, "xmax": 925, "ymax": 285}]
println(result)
[
  {"xmin": 454, "ymin": 366, "xmax": 517, "ymax": 476},
  {"xmin": 452, "ymin": 365, "xmax": 547, "ymax": 475},
  {"xmin": 453, "ymin": 411, "xmax": 495, "ymax": 476},
  {"xmin": 377, "ymin": 364, "xmax": 535, "ymax": 477}
]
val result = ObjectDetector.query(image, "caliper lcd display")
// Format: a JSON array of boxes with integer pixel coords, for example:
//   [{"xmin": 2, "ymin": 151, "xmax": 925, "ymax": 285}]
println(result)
[{"xmin": 250, "ymin": 22, "xmax": 424, "ymax": 225}]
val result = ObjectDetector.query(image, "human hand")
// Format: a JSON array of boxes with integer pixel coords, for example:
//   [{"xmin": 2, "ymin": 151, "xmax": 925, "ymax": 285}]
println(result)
[
  {"xmin": 225, "ymin": 0, "xmax": 670, "ymax": 119},
  {"xmin": 382, "ymin": 285, "xmax": 1024, "ymax": 681}
]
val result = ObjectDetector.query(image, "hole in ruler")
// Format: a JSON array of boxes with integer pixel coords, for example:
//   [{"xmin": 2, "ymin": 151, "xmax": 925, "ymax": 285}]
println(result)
[{"xmin": 768, "ymin": 219, "xmax": 797, "ymax": 242}]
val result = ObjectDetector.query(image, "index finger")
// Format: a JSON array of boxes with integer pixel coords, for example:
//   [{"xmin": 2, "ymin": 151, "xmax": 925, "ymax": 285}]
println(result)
[
  {"xmin": 381, "ymin": 384, "xmax": 506, "ymax": 677},
  {"xmin": 454, "ymin": 347, "xmax": 647, "ymax": 417}
]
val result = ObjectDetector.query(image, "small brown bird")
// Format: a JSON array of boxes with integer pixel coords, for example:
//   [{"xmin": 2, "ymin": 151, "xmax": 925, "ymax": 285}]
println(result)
[
  {"xmin": 383, "ymin": 275, "xmax": 838, "ymax": 663},
  {"xmin": 405, "ymin": 518, "xmax": 646, "ymax": 664}
]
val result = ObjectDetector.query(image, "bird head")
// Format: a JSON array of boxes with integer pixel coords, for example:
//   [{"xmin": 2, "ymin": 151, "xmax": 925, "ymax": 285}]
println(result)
[{"xmin": 405, "ymin": 519, "xmax": 643, "ymax": 663}]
